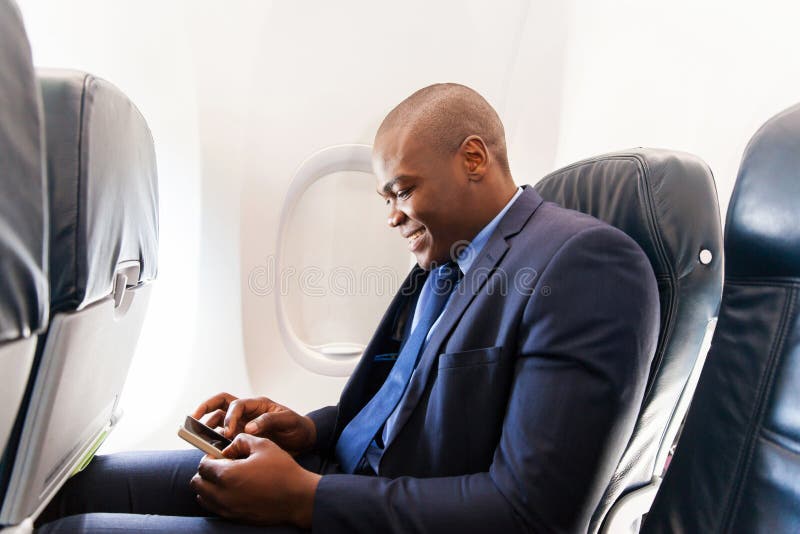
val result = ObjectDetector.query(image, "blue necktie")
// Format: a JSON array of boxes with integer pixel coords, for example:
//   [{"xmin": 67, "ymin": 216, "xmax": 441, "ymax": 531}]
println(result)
[{"xmin": 335, "ymin": 262, "xmax": 462, "ymax": 474}]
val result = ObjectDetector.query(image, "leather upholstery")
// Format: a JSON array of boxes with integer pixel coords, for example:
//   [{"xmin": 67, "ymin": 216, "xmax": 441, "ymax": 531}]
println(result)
[
  {"xmin": 644, "ymin": 104, "xmax": 800, "ymax": 533},
  {"xmin": 725, "ymin": 105, "xmax": 800, "ymax": 279},
  {"xmin": 535, "ymin": 148, "xmax": 723, "ymax": 532},
  {"xmin": 38, "ymin": 69, "xmax": 158, "ymax": 312},
  {"xmin": 0, "ymin": 0, "xmax": 48, "ymax": 343}
]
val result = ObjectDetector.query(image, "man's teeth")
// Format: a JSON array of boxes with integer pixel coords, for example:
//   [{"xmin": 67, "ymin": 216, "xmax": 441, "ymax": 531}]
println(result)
[{"xmin": 408, "ymin": 229, "xmax": 425, "ymax": 241}]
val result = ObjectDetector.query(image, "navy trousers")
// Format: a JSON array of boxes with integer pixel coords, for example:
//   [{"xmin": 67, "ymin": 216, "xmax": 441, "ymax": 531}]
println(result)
[{"xmin": 36, "ymin": 449, "xmax": 328, "ymax": 533}]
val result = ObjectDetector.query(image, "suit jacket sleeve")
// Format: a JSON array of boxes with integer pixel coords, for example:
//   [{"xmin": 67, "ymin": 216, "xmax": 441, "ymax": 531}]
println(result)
[
  {"xmin": 312, "ymin": 226, "xmax": 660, "ymax": 533},
  {"xmin": 306, "ymin": 405, "xmax": 338, "ymax": 453}
]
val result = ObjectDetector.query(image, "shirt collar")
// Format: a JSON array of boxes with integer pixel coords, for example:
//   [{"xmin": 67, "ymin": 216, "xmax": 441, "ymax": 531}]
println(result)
[{"xmin": 456, "ymin": 186, "xmax": 523, "ymax": 275}]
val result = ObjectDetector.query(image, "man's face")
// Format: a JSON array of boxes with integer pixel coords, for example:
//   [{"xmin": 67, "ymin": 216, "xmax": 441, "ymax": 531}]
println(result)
[{"xmin": 374, "ymin": 129, "xmax": 473, "ymax": 270}]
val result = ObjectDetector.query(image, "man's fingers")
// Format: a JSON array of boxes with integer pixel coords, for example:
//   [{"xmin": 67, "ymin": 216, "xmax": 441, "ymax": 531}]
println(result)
[
  {"xmin": 244, "ymin": 410, "xmax": 292, "ymax": 435},
  {"xmin": 191, "ymin": 392, "xmax": 237, "ymax": 420},
  {"xmin": 223, "ymin": 399, "xmax": 247, "ymax": 436},
  {"xmin": 196, "ymin": 494, "xmax": 225, "ymax": 517},
  {"xmin": 224, "ymin": 397, "xmax": 275, "ymax": 436},
  {"xmin": 222, "ymin": 432, "xmax": 264, "ymax": 459},
  {"xmin": 203, "ymin": 409, "xmax": 226, "ymax": 430},
  {"xmin": 197, "ymin": 457, "xmax": 228, "ymax": 485},
  {"xmin": 190, "ymin": 474, "xmax": 230, "ymax": 518}
]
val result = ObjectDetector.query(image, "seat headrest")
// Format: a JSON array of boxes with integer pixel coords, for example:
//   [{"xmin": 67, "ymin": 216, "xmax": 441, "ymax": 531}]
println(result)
[
  {"xmin": 0, "ymin": 0, "xmax": 48, "ymax": 343},
  {"xmin": 38, "ymin": 69, "xmax": 158, "ymax": 312},
  {"xmin": 534, "ymin": 148, "xmax": 722, "ymax": 282},
  {"xmin": 725, "ymin": 103, "xmax": 800, "ymax": 279}
]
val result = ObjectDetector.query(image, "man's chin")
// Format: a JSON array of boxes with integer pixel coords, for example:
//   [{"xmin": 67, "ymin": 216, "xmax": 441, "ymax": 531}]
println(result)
[
  {"xmin": 414, "ymin": 251, "xmax": 434, "ymax": 271},
  {"xmin": 415, "ymin": 252, "xmax": 451, "ymax": 271}
]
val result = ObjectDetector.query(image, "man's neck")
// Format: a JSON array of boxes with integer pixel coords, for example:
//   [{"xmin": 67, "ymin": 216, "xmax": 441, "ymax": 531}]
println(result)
[{"xmin": 468, "ymin": 180, "xmax": 519, "ymax": 236}]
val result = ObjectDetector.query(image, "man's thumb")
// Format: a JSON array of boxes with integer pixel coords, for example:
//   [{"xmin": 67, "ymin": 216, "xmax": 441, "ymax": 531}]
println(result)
[
  {"xmin": 224, "ymin": 432, "xmax": 267, "ymax": 459},
  {"xmin": 245, "ymin": 412, "xmax": 275, "ymax": 434}
]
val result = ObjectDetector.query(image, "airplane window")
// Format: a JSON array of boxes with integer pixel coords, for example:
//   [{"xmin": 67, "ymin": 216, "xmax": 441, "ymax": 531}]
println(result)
[{"xmin": 275, "ymin": 145, "xmax": 411, "ymax": 376}]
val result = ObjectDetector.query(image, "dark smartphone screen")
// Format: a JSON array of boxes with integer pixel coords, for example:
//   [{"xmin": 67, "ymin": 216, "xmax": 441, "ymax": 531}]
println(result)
[{"xmin": 184, "ymin": 416, "xmax": 232, "ymax": 451}]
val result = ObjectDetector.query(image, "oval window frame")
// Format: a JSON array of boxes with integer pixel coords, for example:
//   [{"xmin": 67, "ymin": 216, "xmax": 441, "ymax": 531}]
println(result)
[{"xmin": 275, "ymin": 144, "xmax": 375, "ymax": 376}]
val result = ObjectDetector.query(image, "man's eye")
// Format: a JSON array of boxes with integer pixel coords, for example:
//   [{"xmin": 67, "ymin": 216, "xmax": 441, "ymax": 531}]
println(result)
[{"xmin": 396, "ymin": 189, "xmax": 411, "ymax": 199}]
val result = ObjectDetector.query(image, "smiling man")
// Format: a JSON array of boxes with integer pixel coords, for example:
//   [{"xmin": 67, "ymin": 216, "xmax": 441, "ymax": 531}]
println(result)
[
  {"xmin": 38, "ymin": 84, "xmax": 659, "ymax": 533},
  {"xmin": 373, "ymin": 83, "xmax": 519, "ymax": 270}
]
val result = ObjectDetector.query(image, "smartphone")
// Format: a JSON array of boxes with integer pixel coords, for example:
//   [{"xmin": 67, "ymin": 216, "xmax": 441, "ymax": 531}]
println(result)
[{"xmin": 177, "ymin": 415, "xmax": 232, "ymax": 459}]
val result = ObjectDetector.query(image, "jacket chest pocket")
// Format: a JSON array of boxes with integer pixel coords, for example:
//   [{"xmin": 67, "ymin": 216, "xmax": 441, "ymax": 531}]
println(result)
[
  {"xmin": 428, "ymin": 345, "xmax": 508, "ymax": 472},
  {"xmin": 437, "ymin": 345, "xmax": 502, "ymax": 370}
]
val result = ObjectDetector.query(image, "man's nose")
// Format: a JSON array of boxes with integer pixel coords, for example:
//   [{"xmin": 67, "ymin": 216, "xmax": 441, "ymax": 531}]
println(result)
[{"xmin": 387, "ymin": 203, "xmax": 405, "ymax": 227}]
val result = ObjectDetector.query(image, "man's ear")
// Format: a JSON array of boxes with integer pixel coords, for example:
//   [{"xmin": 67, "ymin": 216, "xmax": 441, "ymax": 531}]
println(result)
[{"xmin": 460, "ymin": 136, "xmax": 490, "ymax": 181}]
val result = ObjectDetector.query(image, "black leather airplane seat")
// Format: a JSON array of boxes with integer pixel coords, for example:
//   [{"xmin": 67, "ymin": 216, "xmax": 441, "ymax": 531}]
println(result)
[
  {"xmin": 0, "ymin": 0, "xmax": 48, "ymax": 467},
  {"xmin": 535, "ymin": 149, "xmax": 724, "ymax": 533},
  {"xmin": 0, "ymin": 69, "xmax": 158, "ymax": 525},
  {"xmin": 643, "ymin": 103, "xmax": 800, "ymax": 533}
]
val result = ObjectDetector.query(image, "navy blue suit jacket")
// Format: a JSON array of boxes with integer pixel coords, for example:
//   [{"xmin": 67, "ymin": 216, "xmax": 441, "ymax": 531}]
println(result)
[{"xmin": 307, "ymin": 186, "xmax": 660, "ymax": 533}]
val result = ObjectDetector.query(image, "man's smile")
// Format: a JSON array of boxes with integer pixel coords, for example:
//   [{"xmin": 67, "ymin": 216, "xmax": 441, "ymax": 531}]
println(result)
[
  {"xmin": 407, "ymin": 226, "xmax": 425, "ymax": 252},
  {"xmin": 405, "ymin": 227, "xmax": 427, "ymax": 251}
]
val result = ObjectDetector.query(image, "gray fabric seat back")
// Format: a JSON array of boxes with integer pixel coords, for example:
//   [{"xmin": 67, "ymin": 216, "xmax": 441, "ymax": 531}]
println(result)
[
  {"xmin": 644, "ymin": 103, "xmax": 800, "ymax": 533},
  {"xmin": 41, "ymin": 70, "xmax": 158, "ymax": 313},
  {"xmin": 535, "ymin": 148, "xmax": 724, "ymax": 532},
  {"xmin": 0, "ymin": 69, "xmax": 158, "ymax": 525},
  {"xmin": 0, "ymin": 0, "xmax": 48, "ymax": 461}
]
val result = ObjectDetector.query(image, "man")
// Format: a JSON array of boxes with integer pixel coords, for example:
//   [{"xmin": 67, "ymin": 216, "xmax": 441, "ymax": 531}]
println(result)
[{"xmin": 38, "ymin": 83, "xmax": 659, "ymax": 533}]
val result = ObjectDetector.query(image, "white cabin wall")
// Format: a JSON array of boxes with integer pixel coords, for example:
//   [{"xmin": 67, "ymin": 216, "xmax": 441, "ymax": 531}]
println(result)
[{"xmin": 553, "ymin": 0, "xmax": 800, "ymax": 217}]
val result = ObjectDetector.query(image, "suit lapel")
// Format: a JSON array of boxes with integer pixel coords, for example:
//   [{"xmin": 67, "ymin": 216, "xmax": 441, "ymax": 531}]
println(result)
[
  {"xmin": 337, "ymin": 266, "xmax": 426, "ymax": 423},
  {"xmin": 382, "ymin": 187, "xmax": 544, "ymax": 456}
]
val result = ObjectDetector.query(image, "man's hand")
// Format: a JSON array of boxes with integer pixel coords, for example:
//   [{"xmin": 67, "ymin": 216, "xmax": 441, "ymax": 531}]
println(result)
[
  {"xmin": 190, "ymin": 434, "xmax": 321, "ymax": 528},
  {"xmin": 192, "ymin": 393, "xmax": 317, "ymax": 455}
]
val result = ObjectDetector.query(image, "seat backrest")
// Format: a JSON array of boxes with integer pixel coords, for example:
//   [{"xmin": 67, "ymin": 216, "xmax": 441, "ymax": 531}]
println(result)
[
  {"xmin": 0, "ymin": 69, "xmax": 158, "ymax": 524},
  {"xmin": 535, "ymin": 148, "xmax": 723, "ymax": 532},
  {"xmin": 643, "ymin": 104, "xmax": 800, "ymax": 533},
  {"xmin": 0, "ymin": 0, "xmax": 48, "ymax": 458}
]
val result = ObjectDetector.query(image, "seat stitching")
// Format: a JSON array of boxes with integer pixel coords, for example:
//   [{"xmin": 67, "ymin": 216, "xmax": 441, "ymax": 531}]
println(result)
[{"xmin": 722, "ymin": 286, "xmax": 797, "ymax": 531}]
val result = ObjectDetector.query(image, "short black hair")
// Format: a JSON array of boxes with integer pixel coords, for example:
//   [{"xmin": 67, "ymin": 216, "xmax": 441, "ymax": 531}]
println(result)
[{"xmin": 376, "ymin": 83, "xmax": 511, "ymax": 175}]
